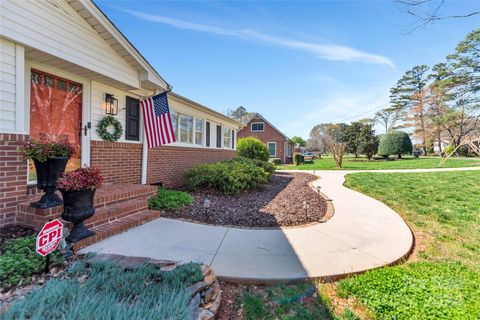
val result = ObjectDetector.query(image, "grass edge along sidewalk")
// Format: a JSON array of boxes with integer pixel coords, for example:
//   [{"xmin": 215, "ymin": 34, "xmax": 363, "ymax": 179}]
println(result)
[{"xmin": 277, "ymin": 156, "xmax": 480, "ymax": 170}]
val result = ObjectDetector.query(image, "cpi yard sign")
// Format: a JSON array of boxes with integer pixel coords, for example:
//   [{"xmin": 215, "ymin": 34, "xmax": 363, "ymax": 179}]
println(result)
[{"xmin": 36, "ymin": 219, "xmax": 63, "ymax": 257}]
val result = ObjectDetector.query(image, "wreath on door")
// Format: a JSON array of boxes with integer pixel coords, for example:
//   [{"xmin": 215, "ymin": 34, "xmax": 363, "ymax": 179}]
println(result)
[{"xmin": 96, "ymin": 116, "xmax": 123, "ymax": 142}]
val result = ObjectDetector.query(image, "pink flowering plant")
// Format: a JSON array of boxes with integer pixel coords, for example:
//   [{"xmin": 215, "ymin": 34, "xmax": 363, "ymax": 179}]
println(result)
[
  {"xmin": 57, "ymin": 167, "xmax": 104, "ymax": 192},
  {"xmin": 19, "ymin": 139, "xmax": 75, "ymax": 162}
]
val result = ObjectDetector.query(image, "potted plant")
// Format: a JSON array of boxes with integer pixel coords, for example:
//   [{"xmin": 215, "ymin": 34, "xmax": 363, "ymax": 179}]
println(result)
[
  {"xmin": 57, "ymin": 167, "xmax": 104, "ymax": 243},
  {"xmin": 19, "ymin": 139, "xmax": 75, "ymax": 208}
]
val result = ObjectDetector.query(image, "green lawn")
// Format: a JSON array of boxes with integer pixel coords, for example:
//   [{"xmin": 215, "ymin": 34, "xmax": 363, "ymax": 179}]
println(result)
[
  {"xmin": 337, "ymin": 171, "xmax": 480, "ymax": 319},
  {"xmin": 277, "ymin": 156, "xmax": 480, "ymax": 170}
]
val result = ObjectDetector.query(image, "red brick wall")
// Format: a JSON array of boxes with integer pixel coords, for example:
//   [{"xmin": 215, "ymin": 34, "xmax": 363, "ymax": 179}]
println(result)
[
  {"xmin": 237, "ymin": 117, "xmax": 292, "ymax": 163},
  {"xmin": 91, "ymin": 141, "xmax": 236, "ymax": 187},
  {"xmin": 147, "ymin": 146, "xmax": 236, "ymax": 187},
  {"xmin": 0, "ymin": 133, "xmax": 28, "ymax": 226},
  {"xmin": 90, "ymin": 140, "xmax": 142, "ymax": 184}
]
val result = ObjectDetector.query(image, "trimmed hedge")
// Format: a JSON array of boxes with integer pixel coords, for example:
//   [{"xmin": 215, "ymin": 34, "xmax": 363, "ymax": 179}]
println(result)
[
  {"xmin": 378, "ymin": 131, "xmax": 413, "ymax": 158},
  {"xmin": 148, "ymin": 188, "xmax": 193, "ymax": 210},
  {"xmin": 185, "ymin": 157, "xmax": 274, "ymax": 195},
  {"xmin": 237, "ymin": 137, "xmax": 270, "ymax": 161}
]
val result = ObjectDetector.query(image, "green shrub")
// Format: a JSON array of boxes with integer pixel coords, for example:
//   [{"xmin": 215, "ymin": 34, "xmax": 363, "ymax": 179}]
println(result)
[
  {"xmin": 294, "ymin": 154, "xmax": 304, "ymax": 166},
  {"xmin": 185, "ymin": 157, "xmax": 272, "ymax": 195},
  {"xmin": 377, "ymin": 131, "xmax": 413, "ymax": 158},
  {"xmin": 237, "ymin": 137, "xmax": 269, "ymax": 161},
  {"xmin": 0, "ymin": 236, "xmax": 63, "ymax": 289},
  {"xmin": 148, "ymin": 188, "xmax": 193, "ymax": 210},
  {"xmin": 234, "ymin": 156, "xmax": 275, "ymax": 174},
  {"xmin": 269, "ymin": 158, "xmax": 281, "ymax": 165}
]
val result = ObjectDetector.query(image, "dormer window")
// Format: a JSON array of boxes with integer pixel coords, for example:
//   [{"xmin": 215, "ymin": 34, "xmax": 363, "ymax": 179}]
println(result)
[{"xmin": 251, "ymin": 122, "xmax": 264, "ymax": 132}]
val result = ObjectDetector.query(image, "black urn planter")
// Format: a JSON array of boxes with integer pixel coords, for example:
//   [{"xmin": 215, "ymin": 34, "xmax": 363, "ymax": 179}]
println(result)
[
  {"xmin": 61, "ymin": 188, "xmax": 96, "ymax": 244},
  {"xmin": 31, "ymin": 157, "xmax": 69, "ymax": 208}
]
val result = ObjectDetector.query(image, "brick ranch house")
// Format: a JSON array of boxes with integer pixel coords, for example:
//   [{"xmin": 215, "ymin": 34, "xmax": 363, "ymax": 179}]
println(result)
[
  {"xmin": 0, "ymin": 0, "xmax": 240, "ymax": 247},
  {"xmin": 238, "ymin": 114, "xmax": 295, "ymax": 164}
]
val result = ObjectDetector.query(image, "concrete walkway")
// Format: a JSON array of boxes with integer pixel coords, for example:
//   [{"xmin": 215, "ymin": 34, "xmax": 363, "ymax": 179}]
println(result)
[{"xmin": 80, "ymin": 167, "xmax": 478, "ymax": 283}]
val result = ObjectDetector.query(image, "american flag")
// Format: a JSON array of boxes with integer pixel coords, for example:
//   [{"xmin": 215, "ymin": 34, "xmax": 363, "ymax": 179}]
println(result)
[{"xmin": 141, "ymin": 92, "xmax": 176, "ymax": 148}]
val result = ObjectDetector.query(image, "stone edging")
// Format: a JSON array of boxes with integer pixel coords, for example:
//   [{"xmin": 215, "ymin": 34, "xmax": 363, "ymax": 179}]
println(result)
[{"xmin": 85, "ymin": 254, "xmax": 221, "ymax": 320}]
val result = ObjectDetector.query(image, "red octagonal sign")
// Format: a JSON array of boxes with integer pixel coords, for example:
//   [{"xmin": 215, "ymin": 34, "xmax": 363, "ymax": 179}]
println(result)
[{"xmin": 36, "ymin": 219, "xmax": 64, "ymax": 257}]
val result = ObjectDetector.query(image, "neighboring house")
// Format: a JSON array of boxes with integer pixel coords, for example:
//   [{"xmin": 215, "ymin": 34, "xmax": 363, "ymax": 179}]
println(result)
[
  {"xmin": 0, "ymin": 0, "xmax": 240, "ymax": 236},
  {"xmin": 237, "ymin": 114, "xmax": 295, "ymax": 164}
]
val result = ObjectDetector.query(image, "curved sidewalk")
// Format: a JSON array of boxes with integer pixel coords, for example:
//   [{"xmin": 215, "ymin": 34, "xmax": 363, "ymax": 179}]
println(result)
[{"xmin": 80, "ymin": 168, "xmax": 479, "ymax": 283}]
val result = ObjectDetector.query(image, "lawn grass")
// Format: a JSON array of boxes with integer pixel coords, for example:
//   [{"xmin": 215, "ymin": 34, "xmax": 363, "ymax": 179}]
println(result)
[
  {"xmin": 276, "ymin": 155, "xmax": 480, "ymax": 170},
  {"xmin": 336, "ymin": 171, "xmax": 480, "ymax": 319},
  {"xmin": 3, "ymin": 259, "xmax": 203, "ymax": 319},
  {"xmin": 232, "ymin": 282, "xmax": 347, "ymax": 320}
]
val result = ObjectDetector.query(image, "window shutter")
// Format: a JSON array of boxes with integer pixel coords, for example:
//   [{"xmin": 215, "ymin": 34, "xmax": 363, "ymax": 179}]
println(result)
[
  {"xmin": 126, "ymin": 96, "xmax": 140, "ymax": 141},
  {"xmin": 206, "ymin": 122, "xmax": 210, "ymax": 147},
  {"xmin": 231, "ymin": 130, "xmax": 235, "ymax": 149},
  {"xmin": 216, "ymin": 125, "xmax": 222, "ymax": 148}
]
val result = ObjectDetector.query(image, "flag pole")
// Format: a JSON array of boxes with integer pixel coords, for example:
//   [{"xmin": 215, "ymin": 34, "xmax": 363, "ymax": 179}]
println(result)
[{"xmin": 140, "ymin": 86, "xmax": 173, "ymax": 184}]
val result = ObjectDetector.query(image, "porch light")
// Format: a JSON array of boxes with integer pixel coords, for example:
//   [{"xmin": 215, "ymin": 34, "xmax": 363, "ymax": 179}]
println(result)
[
  {"xmin": 316, "ymin": 185, "xmax": 321, "ymax": 194},
  {"xmin": 105, "ymin": 93, "xmax": 118, "ymax": 115}
]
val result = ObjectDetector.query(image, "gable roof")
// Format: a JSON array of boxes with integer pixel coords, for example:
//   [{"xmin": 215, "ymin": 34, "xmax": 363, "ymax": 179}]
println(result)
[
  {"xmin": 248, "ymin": 113, "xmax": 293, "ymax": 142},
  {"xmin": 67, "ymin": 0, "xmax": 170, "ymax": 91}
]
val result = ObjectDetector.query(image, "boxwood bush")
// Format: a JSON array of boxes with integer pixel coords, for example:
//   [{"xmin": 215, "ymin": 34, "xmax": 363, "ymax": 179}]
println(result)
[
  {"xmin": 185, "ymin": 157, "xmax": 274, "ymax": 195},
  {"xmin": 378, "ymin": 131, "xmax": 413, "ymax": 158},
  {"xmin": 237, "ymin": 137, "xmax": 270, "ymax": 161},
  {"xmin": 148, "ymin": 188, "xmax": 193, "ymax": 210},
  {"xmin": 269, "ymin": 158, "xmax": 281, "ymax": 165}
]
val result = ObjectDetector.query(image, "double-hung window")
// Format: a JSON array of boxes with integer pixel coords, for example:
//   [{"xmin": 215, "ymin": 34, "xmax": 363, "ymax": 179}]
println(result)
[
  {"xmin": 195, "ymin": 118, "xmax": 203, "ymax": 145},
  {"xmin": 179, "ymin": 114, "xmax": 193, "ymax": 144},
  {"xmin": 171, "ymin": 111, "xmax": 178, "ymax": 138},
  {"xmin": 251, "ymin": 122, "xmax": 264, "ymax": 132},
  {"xmin": 268, "ymin": 142, "xmax": 276, "ymax": 157},
  {"xmin": 223, "ymin": 127, "xmax": 231, "ymax": 148}
]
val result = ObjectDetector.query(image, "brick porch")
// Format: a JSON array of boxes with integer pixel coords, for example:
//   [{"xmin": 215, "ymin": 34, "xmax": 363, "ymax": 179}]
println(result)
[{"xmin": 16, "ymin": 183, "xmax": 159, "ymax": 251}]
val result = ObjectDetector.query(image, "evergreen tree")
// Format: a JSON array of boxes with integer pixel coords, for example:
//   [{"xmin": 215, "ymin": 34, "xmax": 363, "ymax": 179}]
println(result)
[{"xmin": 390, "ymin": 65, "xmax": 431, "ymax": 155}]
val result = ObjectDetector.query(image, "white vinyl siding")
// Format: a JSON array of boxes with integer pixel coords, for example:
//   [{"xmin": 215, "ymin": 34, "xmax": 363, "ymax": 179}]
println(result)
[
  {"xmin": 0, "ymin": 38, "xmax": 17, "ymax": 132},
  {"xmin": 90, "ymin": 81, "xmax": 143, "ymax": 143},
  {"xmin": 0, "ymin": 0, "xmax": 140, "ymax": 88}
]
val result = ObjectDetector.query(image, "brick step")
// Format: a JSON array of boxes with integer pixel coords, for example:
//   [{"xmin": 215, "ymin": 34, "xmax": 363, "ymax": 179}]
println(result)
[
  {"xmin": 17, "ymin": 184, "xmax": 158, "ymax": 230},
  {"xmin": 73, "ymin": 210, "xmax": 161, "ymax": 251},
  {"xmin": 84, "ymin": 198, "xmax": 149, "ymax": 228}
]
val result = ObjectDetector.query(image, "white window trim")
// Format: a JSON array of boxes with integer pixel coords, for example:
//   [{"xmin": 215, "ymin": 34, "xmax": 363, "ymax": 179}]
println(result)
[
  {"xmin": 179, "ymin": 114, "xmax": 193, "ymax": 144},
  {"xmin": 223, "ymin": 126, "xmax": 231, "ymax": 149},
  {"xmin": 251, "ymin": 122, "xmax": 265, "ymax": 132},
  {"xmin": 268, "ymin": 142, "xmax": 276, "ymax": 157},
  {"xmin": 194, "ymin": 117, "xmax": 203, "ymax": 146}
]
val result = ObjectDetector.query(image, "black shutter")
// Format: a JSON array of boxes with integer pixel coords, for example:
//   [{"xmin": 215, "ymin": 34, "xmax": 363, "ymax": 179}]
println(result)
[
  {"xmin": 126, "ymin": 96, "xmax": 140, "ymax": 141},
  {"xmin": 216, "ymin": 125, "xmax": 222, "ymax": 148},
  {"xmin": 206, "ymin": 122, "xmax": 210, "ymax": 147},
  {"xmin": 231, "ymin": 130, "xmax": 235, "ymax": 149}
]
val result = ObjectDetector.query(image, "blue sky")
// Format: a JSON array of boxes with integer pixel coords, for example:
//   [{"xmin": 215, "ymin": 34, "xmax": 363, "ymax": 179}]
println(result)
[{"xmin": 97, "ymin": 0, "xmax": 479, "ymax": 138}]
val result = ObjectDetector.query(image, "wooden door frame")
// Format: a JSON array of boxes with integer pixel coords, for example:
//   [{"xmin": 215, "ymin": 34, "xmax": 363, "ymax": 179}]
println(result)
[{"xmin": 25, "ymin": 61, "xmax": 91, "ymax": 183}]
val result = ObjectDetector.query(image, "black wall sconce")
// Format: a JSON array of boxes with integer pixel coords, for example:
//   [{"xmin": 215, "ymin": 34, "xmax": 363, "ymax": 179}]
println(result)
[{"xmin": 105, "ymin": 93, "xmax": 118, "ymax": 115}]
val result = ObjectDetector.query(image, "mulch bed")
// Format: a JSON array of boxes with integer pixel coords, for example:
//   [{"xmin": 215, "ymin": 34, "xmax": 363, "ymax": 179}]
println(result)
[{"xmin": 163, "ymin": 172, "xmax": 327, "ymax": 228}]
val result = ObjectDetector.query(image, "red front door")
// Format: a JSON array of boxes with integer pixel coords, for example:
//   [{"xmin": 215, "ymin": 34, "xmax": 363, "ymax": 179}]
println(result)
[{"xmin": 29, "ymin": 69, "xmax": 83, "ymax": 182}]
